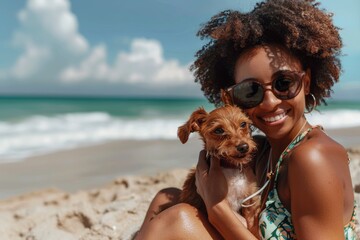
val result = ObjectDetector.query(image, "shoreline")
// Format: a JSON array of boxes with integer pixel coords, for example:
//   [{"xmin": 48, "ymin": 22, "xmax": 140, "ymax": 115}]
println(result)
[
  {"xmin": 0, "ymin": 126, "xmax": 359, "ymax": 200},
  {"xmin": 0, "ymin": 138, "xmax": 202, "ymax": 200}
]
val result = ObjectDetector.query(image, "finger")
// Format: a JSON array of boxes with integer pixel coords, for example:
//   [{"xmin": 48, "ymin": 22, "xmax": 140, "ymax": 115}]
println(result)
[
  {"xmin": 195, "ymin": 174, "xmax": 200, "ymax": 194},
  {"xmin": 195, "ymin": 150, "xmax": 207, "ymax": 195},
  {"xmin": 211, "ymin": 155, "xmax": 221, "ymax": 167},
  {"xmin": 209, "ymin": 155, "xmax": 221, "ymax": 172},
  {"xmin": 196, "ymin": 150, "xmax": 209, "ymax": 172}
]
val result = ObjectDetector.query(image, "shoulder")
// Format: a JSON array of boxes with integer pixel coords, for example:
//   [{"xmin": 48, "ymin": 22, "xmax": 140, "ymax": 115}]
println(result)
[
  {"xmin": 289, "ymin": 128, "xmax": 348, "ymax": 170},
  {"xmin": 286, "ymin": 128, "xmax": 349, "ymax": 238},
  {"xmin": 287, "ymin": 128, "xmax": 348, "ymax": 198}
]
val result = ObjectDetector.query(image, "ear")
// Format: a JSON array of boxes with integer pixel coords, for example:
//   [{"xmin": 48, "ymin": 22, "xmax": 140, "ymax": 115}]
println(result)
[
  {"xmin": 177, "ymin": 108, "xmax": 208, "ymax": 144},
  {"xmin": 304, "ymin": 68, "xmax": 311, "ymax": 94},
  {"xmin": 220, "ymin": 89, "xmax": 233, "ymax": 106}
]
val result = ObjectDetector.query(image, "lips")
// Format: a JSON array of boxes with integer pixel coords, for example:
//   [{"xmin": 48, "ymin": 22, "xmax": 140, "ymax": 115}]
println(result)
[{"xmin": 262, "ymin": 111, "xmax": 286, "ymax": 123}]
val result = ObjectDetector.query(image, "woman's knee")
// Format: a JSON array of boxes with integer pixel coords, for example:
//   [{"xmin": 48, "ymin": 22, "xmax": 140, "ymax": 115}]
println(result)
[
  {"xmin": 163, "ymin": 203, "xmax": 220, "ymax": 238},
  {"xmin": 140, "ymin": 187, "xmax": 181, "ymax": 225},
  {"xmin": 137, "ymin": 203, "xmax": 202, "ymax": 239},
  {"xmin": 157, "ymin": 187, "xmax": 181, "ymax": 203},
  {"xmin": 137, "ymin": 203, "xmax": 221, "ymax": 239},
  {"xmin": 152, "ymin": 187, "xmax": 181, "ymax": 212},
  {"xmin": 167, "ymin": 202, "xmax": 200, "ymax": 220}
]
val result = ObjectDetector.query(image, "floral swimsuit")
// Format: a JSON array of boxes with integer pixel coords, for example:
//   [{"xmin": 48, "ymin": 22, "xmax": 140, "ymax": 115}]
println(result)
[{"xmin": 258, "ymin": 127, "xmax": 358, "ymax": 239}]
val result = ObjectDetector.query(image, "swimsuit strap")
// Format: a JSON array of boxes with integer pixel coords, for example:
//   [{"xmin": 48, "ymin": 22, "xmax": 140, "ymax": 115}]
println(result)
[{"xmin": 274, "ymin": 125, "xmax": 323, "ymax": 184}]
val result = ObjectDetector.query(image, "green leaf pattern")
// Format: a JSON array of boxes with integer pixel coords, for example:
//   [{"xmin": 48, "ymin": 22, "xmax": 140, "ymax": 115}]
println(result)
[
  {"xmin": 259, "ymin": 189, "xmax": 296, "ymax": 239},
  {"xmin": 258, "ymin": 126, "xmax": 358, "ymax": 239},
  {"xmin": 259, "ymin": 190, "xmax": 358, "ymax": 239}
]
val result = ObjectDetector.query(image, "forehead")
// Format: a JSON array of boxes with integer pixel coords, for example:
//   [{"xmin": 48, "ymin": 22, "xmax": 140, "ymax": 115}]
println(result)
[
  {"xmin": 207, "ymin": 106, "xmax": 250, "ymax": 123},
  {"xmin": 234, "ymin": 45, "xmax": 302, "ymax": 80}
]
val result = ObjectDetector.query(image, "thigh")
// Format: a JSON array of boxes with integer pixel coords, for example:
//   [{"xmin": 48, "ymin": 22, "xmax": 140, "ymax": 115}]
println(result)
[{"xmin": 136, "ymin": 203, "xmax": 223, "ymax": 240}]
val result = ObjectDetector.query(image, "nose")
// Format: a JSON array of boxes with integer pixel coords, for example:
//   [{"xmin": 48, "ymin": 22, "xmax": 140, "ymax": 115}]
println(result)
[
  {"xmin": 237, "ymin": 143, "xmax": 249, "ymax": 153},
  {"xmin": 260, "ymin": 89, "xmax": 282, "ymax": 109}
]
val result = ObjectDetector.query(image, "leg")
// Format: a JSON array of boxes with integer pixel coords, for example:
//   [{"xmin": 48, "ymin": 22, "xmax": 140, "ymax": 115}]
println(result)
[
  {"xmin": 135, "ymin": 203, "xmax": 223, "ymax": 240},
  {"xmin": 141, "ymin": 187, "xmax": 182, "ymax": 225}
]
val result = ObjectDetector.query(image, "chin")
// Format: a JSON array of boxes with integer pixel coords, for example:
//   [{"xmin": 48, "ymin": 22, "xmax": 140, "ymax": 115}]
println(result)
[{"xmin": 257, "ymin": 123, "xmax": 291, "ymax": 140}]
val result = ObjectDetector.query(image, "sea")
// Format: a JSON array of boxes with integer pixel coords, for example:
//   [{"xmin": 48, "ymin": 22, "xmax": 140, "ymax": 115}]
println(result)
[{"xmin": 0, "ymin": 96, "xmax": 360, "ymax": 162}]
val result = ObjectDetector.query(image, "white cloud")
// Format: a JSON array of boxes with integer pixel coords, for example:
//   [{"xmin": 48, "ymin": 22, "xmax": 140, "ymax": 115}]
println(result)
[
  {"xmin": 2, "ymin": 0, "xmax": 193, "ymax": 90},
  {"xmin": 4, "ymin": 0, "xmax": 88, "ymax": 81},
  {"xmin": 11, "ymin": 44, "xmax": 50, "ymax": 79},
  {"xmin": 60, "ymin": 38, "xmax": 193, "ymax": 86},
  {"xmin": 154, "ymin": 60, "xmax": 192, "ymax": 83},
  {"xmin": 125, "ymin": 38, "xmax": 163, "ymax": 65},
  {"xmin": 60, "ymin": 45, "xmax": 110, "ymax": 82},
  {"xmin": 17, "ymin": 0, "xmax": 88, "ymax": 54}
]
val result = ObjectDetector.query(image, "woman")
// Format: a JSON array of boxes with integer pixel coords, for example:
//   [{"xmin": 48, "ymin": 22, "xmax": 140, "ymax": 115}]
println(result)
[{"xmin": 135, "ymin": 0, "xmax": 357, "ymax": 239}]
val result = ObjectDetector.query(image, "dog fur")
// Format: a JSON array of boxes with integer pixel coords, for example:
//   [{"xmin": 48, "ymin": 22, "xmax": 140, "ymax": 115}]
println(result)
[{"xmin": 177, "ymin": 91, "xmax": 261, "ymax": 235}]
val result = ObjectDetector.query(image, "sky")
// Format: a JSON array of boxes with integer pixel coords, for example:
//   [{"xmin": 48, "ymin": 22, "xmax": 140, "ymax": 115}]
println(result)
[{"xmin": 0, "ymin": 0, "xmax": 359, "ymax": 99}]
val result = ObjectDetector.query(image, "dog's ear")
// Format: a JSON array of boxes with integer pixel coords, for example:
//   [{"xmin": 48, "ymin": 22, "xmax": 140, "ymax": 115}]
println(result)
[
  {"xmin": 177, "ymin": 108, "xmax": 208, "ymax": 144},
  {"xmin": 220, "ymin": 89, "xmax": 233, "ymax": 106}
]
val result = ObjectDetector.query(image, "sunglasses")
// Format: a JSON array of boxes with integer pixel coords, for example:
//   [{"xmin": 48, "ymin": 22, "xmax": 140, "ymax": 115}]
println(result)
[{"xmin": 226, "ymin": 70, "xmax": 305, "ymax": 109}]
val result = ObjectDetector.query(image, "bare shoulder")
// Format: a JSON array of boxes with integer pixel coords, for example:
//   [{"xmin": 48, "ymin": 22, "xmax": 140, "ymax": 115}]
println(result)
[
  {"xmin": 289, "ymin": 127, "xmax": 348, "ymax": 170},
  {"xmin": 286, "ymin": 127, "xmax": 349, "ymax": 194},
  {"xmin": 287, "ymin": 128, "xmax": 353, "ymax": 237}
]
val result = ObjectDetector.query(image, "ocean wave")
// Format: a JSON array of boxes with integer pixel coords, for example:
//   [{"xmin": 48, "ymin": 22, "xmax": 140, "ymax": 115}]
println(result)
[
  {"xmin": 0, "ymin": 109, "xmax": 359, "ymax": 161},
  {"xmin": 307, "ymin": 109, "xmax": 360, "ymax": 129},
  {"xmin": 0, "ymin": 112, "xmax": 183, "ymax": 161}
]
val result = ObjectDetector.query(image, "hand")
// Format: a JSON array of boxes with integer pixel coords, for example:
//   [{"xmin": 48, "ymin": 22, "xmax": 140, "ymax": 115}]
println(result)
[{"xmin": 195, "ymin": 150, "xmax": 229, "ymax": 210}]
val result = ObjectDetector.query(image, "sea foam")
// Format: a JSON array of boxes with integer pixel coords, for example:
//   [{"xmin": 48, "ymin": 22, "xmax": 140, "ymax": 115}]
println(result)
[{"xmin": 0, "ymin": 110, "xmax": 359, "ymax": 161}]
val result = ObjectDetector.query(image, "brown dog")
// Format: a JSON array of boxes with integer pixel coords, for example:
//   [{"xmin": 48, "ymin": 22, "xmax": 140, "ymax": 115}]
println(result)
[{"xmin": 177, "ymin": 91, "xmax": 261, "ymax": 235}]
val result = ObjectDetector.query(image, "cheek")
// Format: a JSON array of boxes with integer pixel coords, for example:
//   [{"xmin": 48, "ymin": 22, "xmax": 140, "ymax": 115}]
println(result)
[
  {"xmin": 244, "ymin": 109, "xmax": 256, "ymax": 122},
  {"xmin": 294, "ymin": 90, "xmax": 307, "ymax": 112}
]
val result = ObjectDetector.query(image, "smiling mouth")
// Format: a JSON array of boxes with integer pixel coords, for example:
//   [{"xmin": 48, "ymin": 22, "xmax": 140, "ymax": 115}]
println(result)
[{"xmin": 262, "ymin": 111, "xmax": 287, "ymax": 123}]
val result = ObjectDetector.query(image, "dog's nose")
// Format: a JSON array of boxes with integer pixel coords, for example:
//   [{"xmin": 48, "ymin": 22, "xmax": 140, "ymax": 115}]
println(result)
[{"xmin": 237, "ymin": 143, "xmax": 249, "ymax": 153}]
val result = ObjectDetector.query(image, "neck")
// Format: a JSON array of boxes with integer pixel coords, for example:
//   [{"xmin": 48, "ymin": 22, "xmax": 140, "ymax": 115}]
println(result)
[
  {"xmin": 220, "ymin": 159, "xmax": 243, "ymax": 169},
  {"xmin": 267, "ymin": 119, "xmax": 309, "ymax": 163},
  {"xmin": 206, "ymin": 152, "xmax": 248, "ymax": 170}
]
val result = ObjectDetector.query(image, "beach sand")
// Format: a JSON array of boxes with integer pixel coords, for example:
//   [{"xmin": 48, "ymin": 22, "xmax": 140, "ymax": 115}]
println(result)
[{"xmin": 0, "ymin": 127, "xmax": 359, "ymax": 239}]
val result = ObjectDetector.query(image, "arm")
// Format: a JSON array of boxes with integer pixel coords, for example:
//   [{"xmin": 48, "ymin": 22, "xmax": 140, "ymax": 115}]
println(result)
[
  {"xmin": 195, "ymin": 150, "xmax": 258, "ymax": 240},
  {"xmin": 288, "ymin": 142, "xmax": 347, "ymax": 240}
]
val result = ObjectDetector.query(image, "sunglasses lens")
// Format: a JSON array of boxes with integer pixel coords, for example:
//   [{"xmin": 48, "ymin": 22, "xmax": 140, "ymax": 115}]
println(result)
[
  {"xmin": 232, "ymin": 81, "xmax": 264, "ymax": 109},
  {"xmin": 229, "ymin": 71, "xmax": 304, "ymax": 109},
  {"xmin": 273, "ymin": 73, "xmax": 301, "ymax": 99}
]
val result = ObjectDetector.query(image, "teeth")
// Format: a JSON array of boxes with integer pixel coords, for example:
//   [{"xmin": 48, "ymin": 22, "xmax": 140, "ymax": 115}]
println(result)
[{"xmin": 263, "ymin": 113, "xmax": 286, "ymax": 122}]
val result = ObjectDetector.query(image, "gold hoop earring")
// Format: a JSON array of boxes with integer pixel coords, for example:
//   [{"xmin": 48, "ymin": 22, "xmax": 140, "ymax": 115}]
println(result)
[{"xmin": 304, "ymin": 93, "xmax": 316, "ymax": 114}]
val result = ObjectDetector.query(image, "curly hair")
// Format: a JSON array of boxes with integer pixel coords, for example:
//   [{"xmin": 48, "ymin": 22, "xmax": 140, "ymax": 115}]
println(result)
[{"xmin": 191, "ymin": 0, "xmax": 342, "ymax": 110}]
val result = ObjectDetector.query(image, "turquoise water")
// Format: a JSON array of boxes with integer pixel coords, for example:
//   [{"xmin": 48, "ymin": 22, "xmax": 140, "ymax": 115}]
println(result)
[
  {"xmin": 0, "ymin": 96, "xmax": 213, "ymax": 121},
  {"xmin": 0, "ymin": 96, "xmax": 359, "ymax": 161},
  {"xmin": 0, "ymin": 96, "xmax": 358, "ymax": 121},
  {"xmin": 319, "ymin": 100, "xmax": 360, "ymax": 111}
]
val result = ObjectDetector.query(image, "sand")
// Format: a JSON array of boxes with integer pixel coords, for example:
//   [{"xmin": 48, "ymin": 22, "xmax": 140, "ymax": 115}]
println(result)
[
  {"xmin": 0, "ymin": 128, "xmax": 359, "ymax": 240},
  {"xmin": 0, "ymin": 138, "xmax": 202, "ymax": 199},
  {"xmin": 0, "ymin": 169, "xmax": 188, "ymax": 240}
]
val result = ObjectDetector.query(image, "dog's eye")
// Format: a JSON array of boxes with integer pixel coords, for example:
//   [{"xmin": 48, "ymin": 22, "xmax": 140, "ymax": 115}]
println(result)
[
  {"xmin": 213, "ymin": 128, "xmax": 224, "ymax": 135},
  {"xmin": 240, "ymin": 122, "xmax": 247, "ymax": 128}
]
